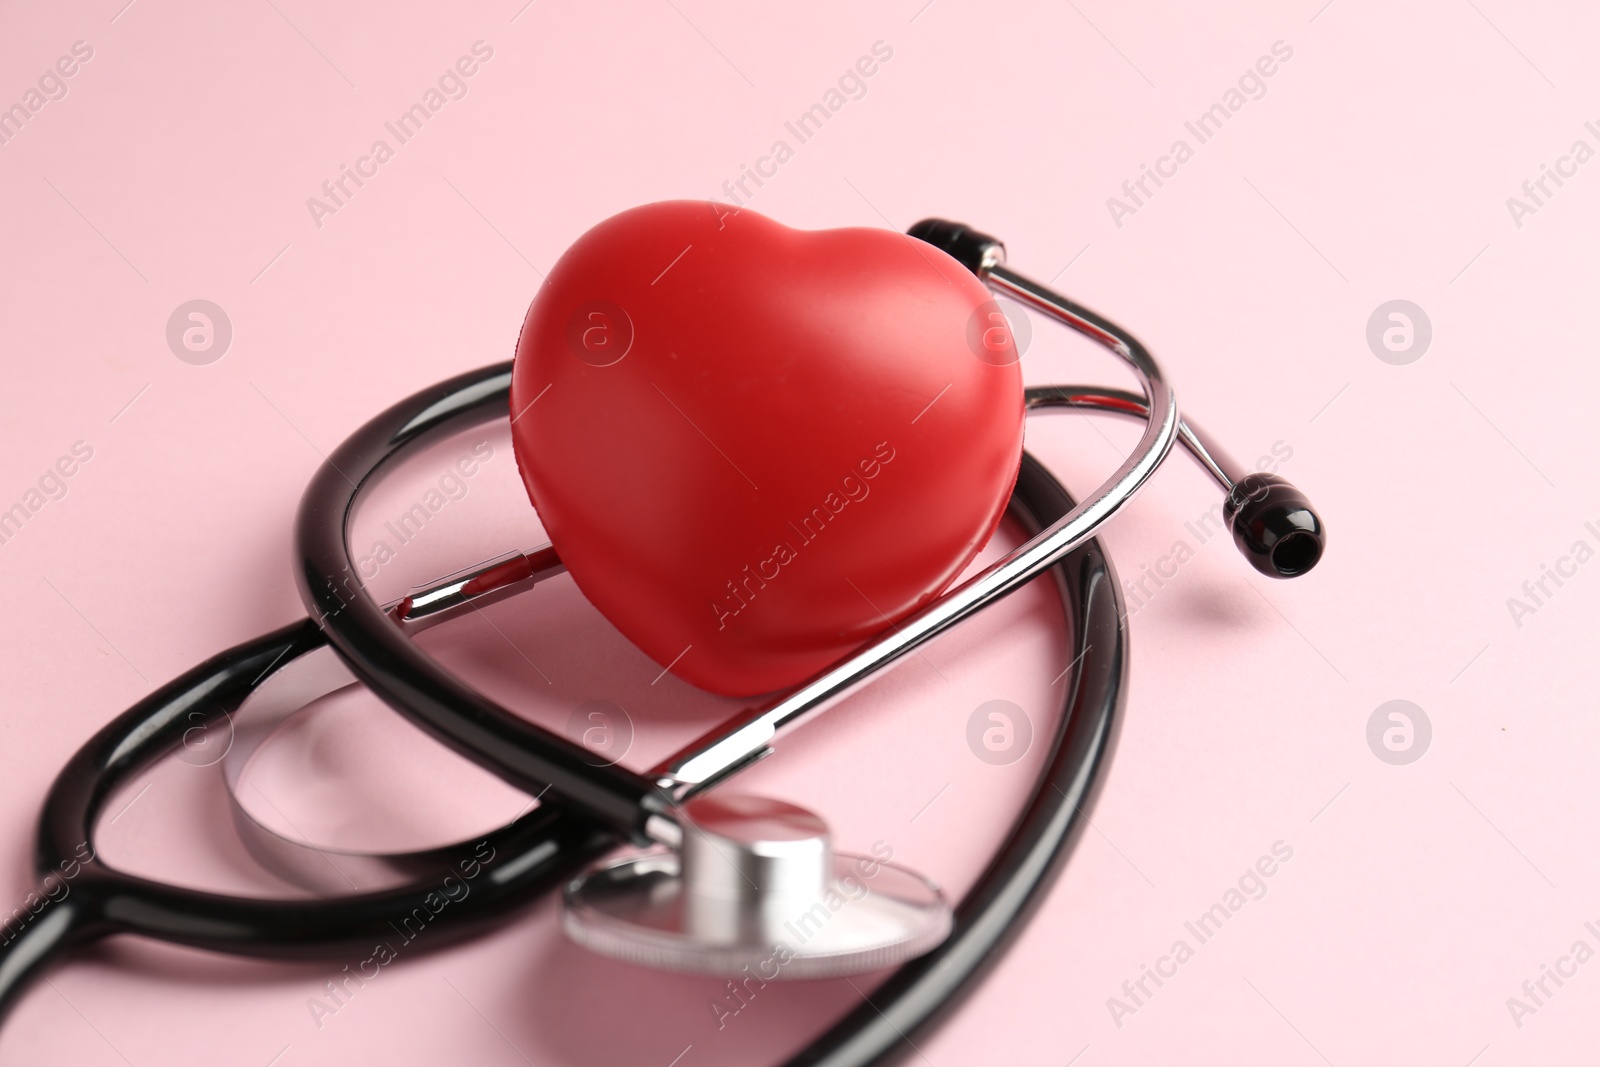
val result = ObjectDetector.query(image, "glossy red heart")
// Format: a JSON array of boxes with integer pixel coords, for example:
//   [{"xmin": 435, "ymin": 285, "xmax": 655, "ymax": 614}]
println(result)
[{"xmin": 509, "ymin": 201, "xmax": 1023, "ymax": 697}]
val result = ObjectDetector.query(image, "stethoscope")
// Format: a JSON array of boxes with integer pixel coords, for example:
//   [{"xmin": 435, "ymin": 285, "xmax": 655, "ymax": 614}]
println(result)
[{"xmin": 0, "ymin": 217, "xmax": 1323, "ymax": 1065}]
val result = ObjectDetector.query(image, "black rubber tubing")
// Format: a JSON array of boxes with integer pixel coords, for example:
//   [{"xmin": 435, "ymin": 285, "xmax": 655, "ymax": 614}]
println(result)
[
  {"xmin": 298, "ymin": 363, "xmax": 1130, "ymax": 1066},
  {"xmin": 0, "ymin": 364, "xmax": 1125, "ymax": 1067}
]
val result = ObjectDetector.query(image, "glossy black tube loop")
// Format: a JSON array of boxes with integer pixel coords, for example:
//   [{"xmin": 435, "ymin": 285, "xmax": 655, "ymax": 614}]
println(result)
[
  {"xmin": 0, "ymin": 618, "xmax": 615, "ymax": 1025},
  {"xmin": 299, "ymin": 362, "xmax": 1129, "ymax": 1067},
  {"xmin": 296, "ymin": 365, "xmax": 668, "ymax": 843},
  {"xmin": 0, "ymin": 364, "xmax": 1125, "ymax": 1067}
]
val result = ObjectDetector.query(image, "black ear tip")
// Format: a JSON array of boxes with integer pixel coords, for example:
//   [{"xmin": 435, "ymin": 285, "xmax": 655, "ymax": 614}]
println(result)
[
  {"xmin": 906, "ymin": 219, "xmax": 1003, "ymax": 275},
  {"xmin": 1224, "ymin": 474, "xmax": 1325, "ymax": 578},
  {"xmin": 906, "ymin": 218, "xmax": 952, "ymax": 243}
]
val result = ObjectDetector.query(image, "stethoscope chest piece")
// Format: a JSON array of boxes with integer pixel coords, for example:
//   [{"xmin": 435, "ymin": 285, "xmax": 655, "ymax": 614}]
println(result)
[{"xmin": 562, "ymin": 794, "xmax": 952, "ymax": 978}]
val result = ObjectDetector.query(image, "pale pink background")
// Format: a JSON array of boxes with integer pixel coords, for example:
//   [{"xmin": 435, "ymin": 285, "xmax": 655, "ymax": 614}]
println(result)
[{"xmin": 2, "ymin": 1, "xmax": 1598, "ymax": 1064}]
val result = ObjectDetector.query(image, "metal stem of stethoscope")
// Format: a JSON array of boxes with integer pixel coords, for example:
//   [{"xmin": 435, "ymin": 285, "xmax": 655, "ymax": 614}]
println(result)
[
  {"xmin": 639, "ymin": 257, "xmax": 1179, "ymax": 841},
  {"xmin": 384, "ymin": 395, "xmax": 1238, "ymax": 635},
  {"xmin": 368, "ymin": 289, "xmax": 1172, "ymax": 857},
  {"xmin": 384, "ymin": 391, "xmax": 1240, "ymax": 636},
  {"xmin": 384, "ymin": 389, "xmax": 1247, "ymax": 635}
]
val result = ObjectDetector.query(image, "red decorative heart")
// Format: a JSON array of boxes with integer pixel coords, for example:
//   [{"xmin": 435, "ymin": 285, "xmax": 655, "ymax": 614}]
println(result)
[{"xmin": 509, "ymin": 201, "xmax": 1023, "ymax": 697}]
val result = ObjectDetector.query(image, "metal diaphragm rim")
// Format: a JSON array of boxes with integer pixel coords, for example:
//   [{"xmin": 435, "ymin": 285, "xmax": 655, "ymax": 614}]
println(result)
[{"xmin": 562, "ymin": 848, "xmax": 952, "ymax": 979}]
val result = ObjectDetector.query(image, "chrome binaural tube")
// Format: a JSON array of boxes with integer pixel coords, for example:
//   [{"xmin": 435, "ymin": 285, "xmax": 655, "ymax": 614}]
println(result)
[
  {"xmin": 1024, "ymin": 385, "xmax": 1244, "ymax": 490},
  {"xmin": 649, "ymin": 264, "xmax": 1181, "ymax": 810},
  {"xmin": 372, "ymin": 262, "xmax": 1320, "ymax": 843}
]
